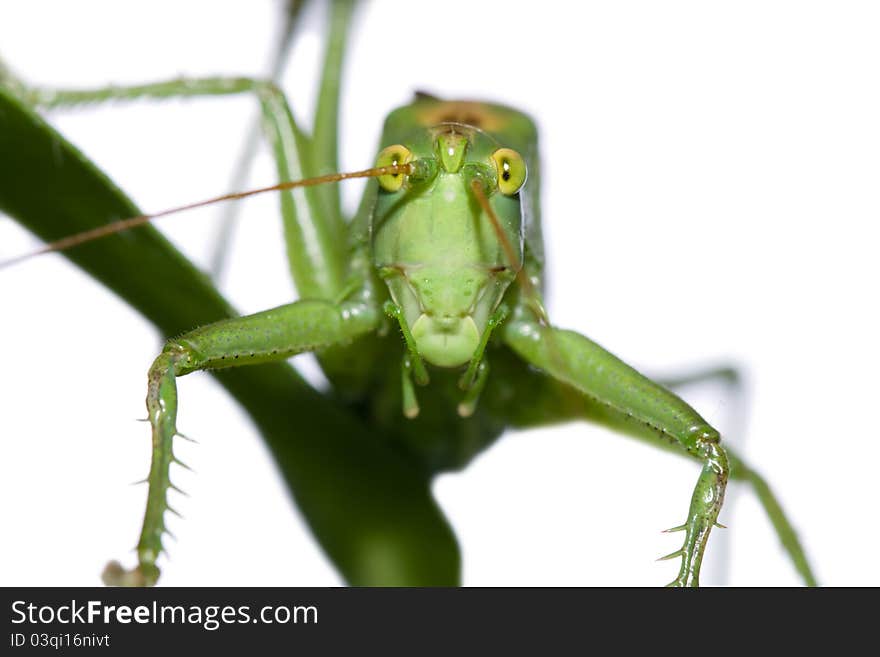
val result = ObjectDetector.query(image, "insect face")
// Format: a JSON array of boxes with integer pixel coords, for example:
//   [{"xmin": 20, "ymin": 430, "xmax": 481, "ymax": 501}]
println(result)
[{"xmin": 373, "ymin": 126, "xmax": 523, "ymax": 368}]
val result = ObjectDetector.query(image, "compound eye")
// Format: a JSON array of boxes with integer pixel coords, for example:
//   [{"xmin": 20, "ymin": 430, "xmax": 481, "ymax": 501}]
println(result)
[
  {"xmin": 376, "ymin": 144, "xmax": 413, "ymax": 192},
  {"xmin": 491, "ymin": 148, "xmax": 527, "ymax": 195}
]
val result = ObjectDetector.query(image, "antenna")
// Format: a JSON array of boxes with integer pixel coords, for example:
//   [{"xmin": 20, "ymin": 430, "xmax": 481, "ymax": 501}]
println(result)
[{"xmin": 0, "ymin": 163, "xmax": 412, "ymax": 270}]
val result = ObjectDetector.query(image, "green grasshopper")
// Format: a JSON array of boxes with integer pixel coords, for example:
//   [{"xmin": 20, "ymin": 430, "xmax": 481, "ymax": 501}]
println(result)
[{"xmin": 0, "ymin": 1, "xmax": 817, "ymax": 586}]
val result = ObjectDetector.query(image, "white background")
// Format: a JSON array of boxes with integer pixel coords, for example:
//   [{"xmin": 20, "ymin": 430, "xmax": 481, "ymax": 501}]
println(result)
[{"xmin": 1, "ymin": 1, "xmax": 878, "ymax": 586}]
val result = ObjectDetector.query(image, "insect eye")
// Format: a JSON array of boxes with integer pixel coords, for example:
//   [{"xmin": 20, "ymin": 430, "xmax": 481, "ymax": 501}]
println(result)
[
  {"xmin": 491, "ymin": 148, "xmax": 527, "ymax": 195},
  {"xmin": 376, "ymin": 144, "xmax": 413, "ymax": 192}
]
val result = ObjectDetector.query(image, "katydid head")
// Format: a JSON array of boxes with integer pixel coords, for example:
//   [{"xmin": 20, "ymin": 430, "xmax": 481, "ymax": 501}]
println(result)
[{"xmin": 372, "ymin": 123, "xmax": 527, "ymax": 369}]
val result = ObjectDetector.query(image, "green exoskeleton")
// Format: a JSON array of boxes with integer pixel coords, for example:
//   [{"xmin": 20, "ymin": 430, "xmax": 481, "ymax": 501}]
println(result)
[
  {"xmin": 0, "ymin": 1, "xmax": 817, "ymax": 587},
  {"xmin": 124, "ymin": 98, "xmax": 730, "ymax": 587}
]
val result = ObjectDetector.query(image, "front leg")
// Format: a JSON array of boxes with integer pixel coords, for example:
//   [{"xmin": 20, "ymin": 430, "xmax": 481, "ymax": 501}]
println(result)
[
  {"xmin": 103, "ymin": 298, "xmax": 378, "ymax": 586},
  {"xmin": 503, "ymin": 320, "xmax": 729, "ymax": 587}
]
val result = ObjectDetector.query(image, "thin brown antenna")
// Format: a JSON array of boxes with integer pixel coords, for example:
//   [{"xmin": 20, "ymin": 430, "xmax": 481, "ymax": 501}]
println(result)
[
  {"xmin": 469, "ymin": 179, "xmax": 548, "ymax": 324},
  {"xmin": 468, "ymin": 179, "xmax": 571, "ymax": 385},
  {"xmin": 0, "ymin": 163, "xmax": 412, "ymax": 270}
]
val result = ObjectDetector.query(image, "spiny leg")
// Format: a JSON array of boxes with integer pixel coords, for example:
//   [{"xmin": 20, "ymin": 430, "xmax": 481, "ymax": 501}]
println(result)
[
  {"xmin": 503, "ymin": 321, "xmax": 728, "ymax": 587},
  {"xmin": 1, "ymin": 55, "xmax": 460, "ymax": 586},
  {"xmin": 485, "ymin": 350, "xmax": 817, "ymax": 586},
  {"xmin": 103, "ymin": 351, "xmax": 188, "ymax": 587},
  {"xmin": 655, "ymin": 365, "xmax": 816, "ymax": 585},
  {"xmin": 652, "ymin": 365, "xmax": 746, "ymax": 585},
  {"xmin": 103, "ymin": 297, "xmax": 379, "ymax": 586}
]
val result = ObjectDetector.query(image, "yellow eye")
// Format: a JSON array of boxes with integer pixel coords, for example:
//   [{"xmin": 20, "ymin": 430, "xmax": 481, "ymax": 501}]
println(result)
[
  {"xmin": 376, "ymin": 144, "xmax": 413, "ymax": 192},
  {"xmin": 491, "ymin": 148, "xmax": 527, "ymax": 195}
]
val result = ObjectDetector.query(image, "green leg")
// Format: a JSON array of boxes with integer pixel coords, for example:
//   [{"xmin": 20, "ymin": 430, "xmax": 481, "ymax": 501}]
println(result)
[
  {"xmin": 503, "ymin": 321, "xmax": 728, "ymax": 587},
  {"xmin": 459, "ymin": 305, "xmax": 509, "ymax": 389},
  {"xmin": 653, "ymin": 365, "xmax": 746, "ymax": 585},
  {"xmin": 3, "ymin": 0, "xmax": 357, "ymax": 298},
  {"xmin": 726, "ymin": 451, "xmax": 817, "ymax": 586},
  {"xmin": 656, "ymin": 365, "xmax": 816, "ymax": 585},
  {"xmin": 401, "ymin": 355, "xmax": 420, "ymax": 418},
  {"xmin": 457, "ymin": 305, "xmax": 509, "ymax": 417},
  {"xmin": 104, "ymin": 297, "xmax": 378, "ymax": 586},
  {"xmin": 0, "ymin": 82, "xmax": 459, "ymax": 586},
  {"xmin": 384, "ymin": 301, "xmax": 429, "ymax": 385},
  {"xmin": 486, "ymin": 347, "xmax": 818, "ymax": 586},
  {"xmin": 106, "ymin": 297, "xmax": 464, "ymax": 586},
  {"xmin": 209, "ymin": 0, "xmax": 306, "ymax": 279},
  {"xmin": 311, "ymin": 0, "xmax": 357, "ymax": 231},
  {"xmin": 457, "ymin": 361, "xmax": 490, "ymax": 418},
  {"xmin": 12, "ymin": 74, "xmax": 347, "ymax": 300},
  {"xmin": 104, "ymin": 298, "xmax": 460, "ymax": 586}
]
